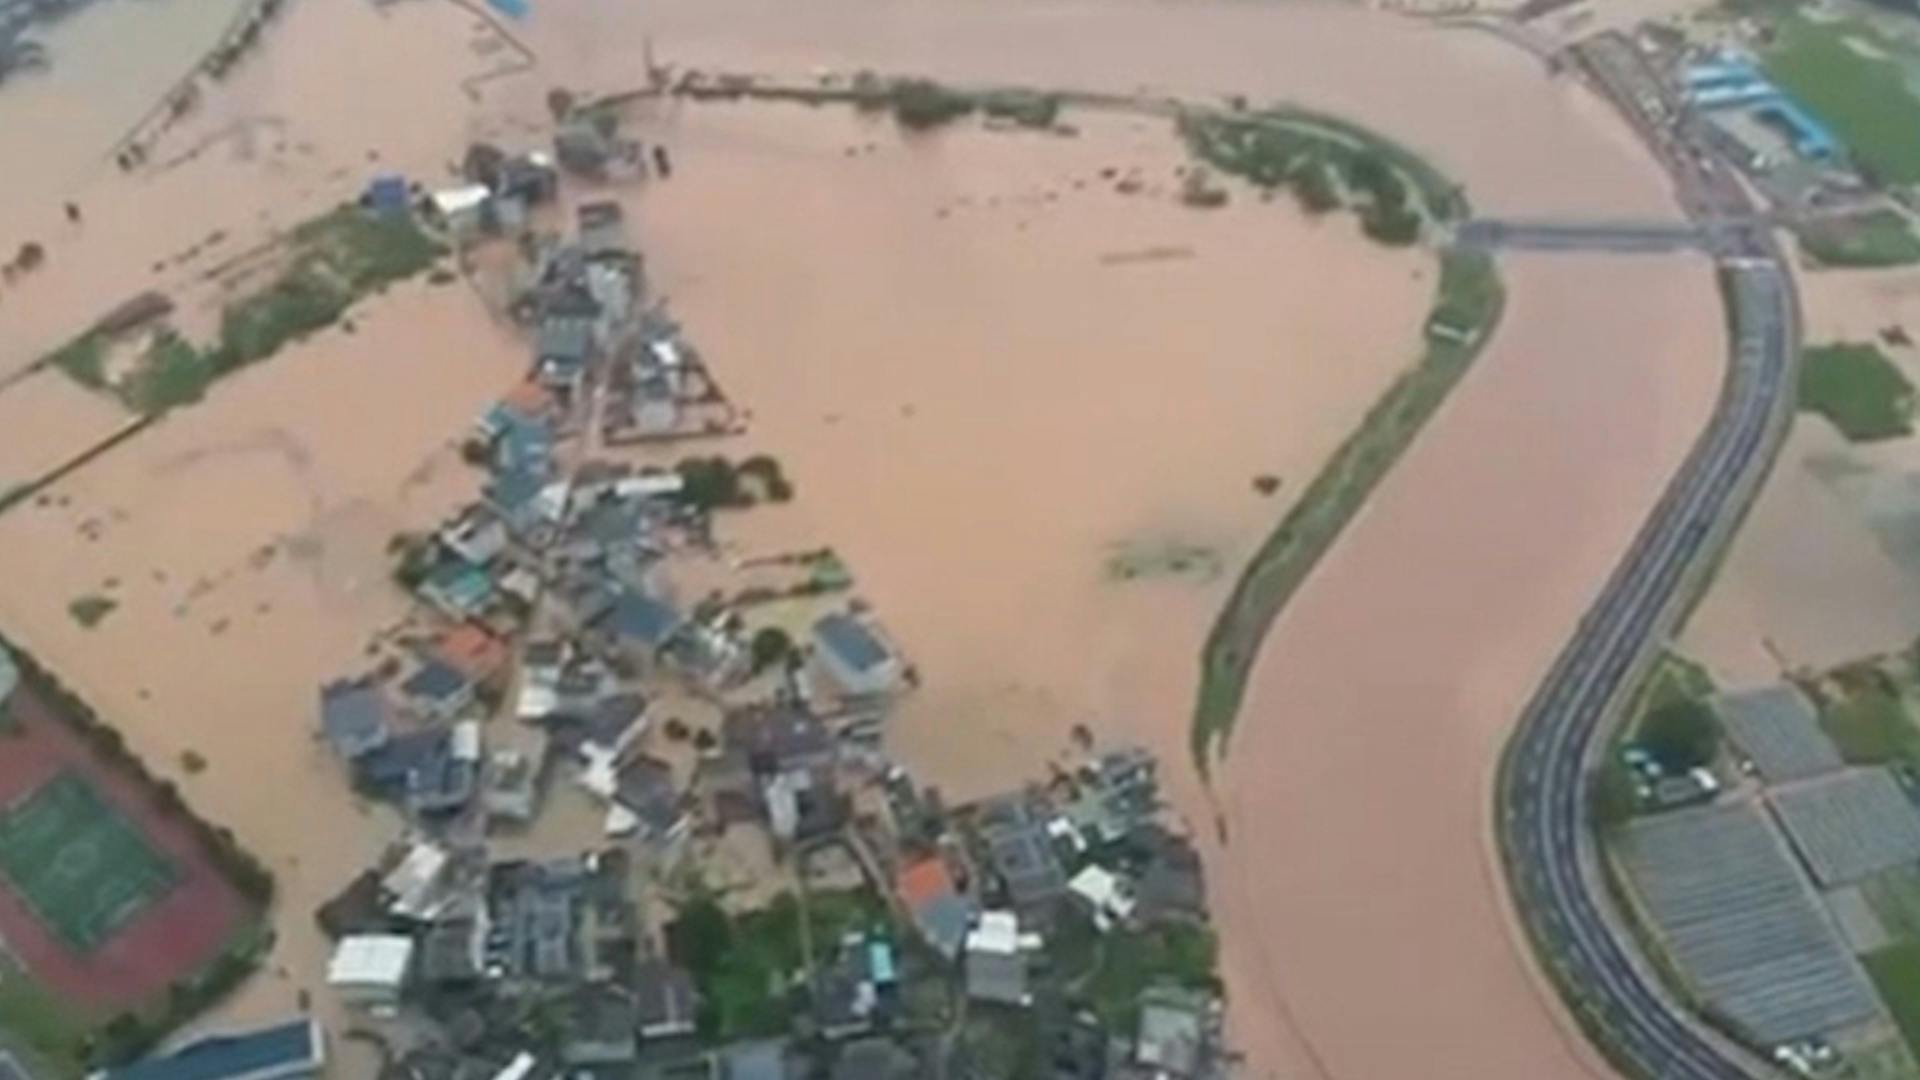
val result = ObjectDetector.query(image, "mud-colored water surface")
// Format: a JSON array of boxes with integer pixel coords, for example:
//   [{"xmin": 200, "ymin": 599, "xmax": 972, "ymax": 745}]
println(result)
[{"xmin": 0, "ymin": 2, "xmax": 1721, "ymax": 1077}]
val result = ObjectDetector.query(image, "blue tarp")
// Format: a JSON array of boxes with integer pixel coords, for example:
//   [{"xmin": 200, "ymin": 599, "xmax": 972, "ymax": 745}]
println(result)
[{"xmin": 487, "ymin": 0, "xmax": 529, "ymax": 19}]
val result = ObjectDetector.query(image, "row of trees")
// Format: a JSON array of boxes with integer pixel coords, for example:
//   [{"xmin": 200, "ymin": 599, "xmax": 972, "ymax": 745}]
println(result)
[
  {"xmin": 675, "ymin": 454, "xmax": 796, "ymax": 511},
  {"xmin": 1181, "ymin": 114, "xmax": 1425, "ymax": 246}
]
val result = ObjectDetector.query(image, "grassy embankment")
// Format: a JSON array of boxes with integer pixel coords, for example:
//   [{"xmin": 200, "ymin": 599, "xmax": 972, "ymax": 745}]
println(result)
[
  {"xmin": 1180, "ymin": 109, "xmax": 1500, "ymax": 774},
  {"xmin": 44, "ymin": 207, "xmax": 444, "ymax": 417},
  {"xmin": 660, "ymin": 72, "xmax": 1064, "ymax": 133},
  {"xmin": 1798, "ymin": 342, "xmax": 1914, "ymax": 442}
]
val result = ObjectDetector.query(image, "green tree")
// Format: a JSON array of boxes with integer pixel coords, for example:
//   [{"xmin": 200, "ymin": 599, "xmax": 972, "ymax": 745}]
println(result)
[
  {"xmin": 667, "ymin": 896, "xmax": 733, "ymax": 976},
  {"xmin": 1637, "ymin": 698, "xmax": 1720, "ymax": 772},
  {"xmin": 750, "ymin": 627, "xmax": 794, "ymax": 675}
]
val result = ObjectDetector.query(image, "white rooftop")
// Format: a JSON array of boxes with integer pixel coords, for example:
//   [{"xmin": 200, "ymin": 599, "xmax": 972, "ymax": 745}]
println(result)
[
  {"xmin": 327, "ymin": 934, "xmax": 414, "ymax": 988},
  {"xmin": 967, "ymin": 910, "xmax": 1024, "ymax": 956},
  {"xmin": 451, "ymin": 720, "xmax": 483, "ymax": 763},
  {"xmin": 382, "ymin": 841, "xmax": 449, "ymax": 920},
  {"xmin": 493, "ymin": 1051, "xmax": 538, "ymax": 1080},
  {"xmin": 430, "ymin": 183, "xmax": 492, "ymax": 216},
  {"xmin": 1069, "ymin": 864, "xmax": 1136, "ymax": 926}
]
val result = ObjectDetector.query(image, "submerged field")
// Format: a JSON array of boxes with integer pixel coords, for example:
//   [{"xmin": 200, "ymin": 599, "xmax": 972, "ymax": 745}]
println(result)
[{"xmin": 0, "ymin": 0, "xmax": 1707, "ymax": 1074}]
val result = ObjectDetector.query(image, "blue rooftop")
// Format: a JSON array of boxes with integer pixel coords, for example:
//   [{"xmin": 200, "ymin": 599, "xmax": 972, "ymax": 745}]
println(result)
[
  {"xmin": 607, "ymin": 589, "xmax": 682, "ymax": 648},
  {"xmin": 422, "ymin": 560, "xmax": 494, "ymax": 612},
  {"xmin": 503, "ymin": 416, "xmax": 553, "ymax": 466},
  {"xmin": 319, "ymin": 680, "xmax": 390, "ymax": 760},
  {"xmin": 813, "ymin": 614, "xmax": 890, "ymax": 673},
  {"xmin": 403, "ymin": 660, "xmax": 471, "ymax": 704},
  {"xmin": 357, "ymin": 729, "xmax": 449, "ymax": 792},
  {"xmin": 486, "ymin": 468, "xmax": 545, "ymax": 517},
  {"xmin": 365, "ymin": 174, "xmax": 409, "ymax": 218},
  {"xmin": 98, "ymin": 1018, "xmax": 322, "ymax": 1080},
  {"xmin": 867, "ymin": 939, "xmax": 897, "ymax": 986}
]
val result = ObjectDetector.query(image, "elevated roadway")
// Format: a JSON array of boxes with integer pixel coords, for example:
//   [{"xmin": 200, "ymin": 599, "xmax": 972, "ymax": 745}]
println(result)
[
  {"xmin": 1499, "ymin": 254, "xmax": 1793, "ymax": 1079},
  {"xmin": 1456, "ymin": 218, "xmax": 1713, "ymax": 254},
  {"xmin": 1489, "ymin": 26, "xmax": 1808, "ymax": 1078}
]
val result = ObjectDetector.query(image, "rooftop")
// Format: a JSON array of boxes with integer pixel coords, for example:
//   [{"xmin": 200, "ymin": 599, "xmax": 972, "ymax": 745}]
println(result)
[
  {"xmin": 96, "ymin": 1018, "xmax": 324, "ymax": 1080},
  {"xmin": 634, "ymin": 959, "xmax": 699, "ymax": 1037},
  {"xmin": 812, "ymin": 614, "xmax": 891, "ymax": 673},
  {"xmin": 724, "ymin": 705, "xmax": 835, "ymax": 773},
  {"xmin": 896, "ymin": 856, "xmax": 957, "ymax": 911},
  {"xmin": 436, "ymin": 624, "xmax": 510, "ymax": 682},
  {"xmin": 1768, "ymin": 767, "xmax": 1920, "ymax": 887},
  {"xmin": 538, "ymin": 315, "xmax": 595, "ymax": 365},
  {"xmin": 1619, "ymin": 798, "xmax": 1878, "ymax": 1044},
  {"xmin": 605, "ymin": 587, "xmax": 683, "ymax": 649},
  {"xmin": 1714, "ymin": 684, "xmax": 1842, "ymax": 784},
  {"xmin": 319, "ymin": 678, "xmax": 390, "ymax": 761},
  {"xmin": 1136, "ymin": 988, "xmax": 1208, "ymax": 1077},
  {"xmin": 402, "ymin": 660, "xmax": 472, "ymax": 706},
  {"xmin": 328, "ymin": 933, "xmax": 416, "ymax": 988},
  {"xmin": 722, "ymin": 1040, "xmax": 788, "ymax": 1080}
]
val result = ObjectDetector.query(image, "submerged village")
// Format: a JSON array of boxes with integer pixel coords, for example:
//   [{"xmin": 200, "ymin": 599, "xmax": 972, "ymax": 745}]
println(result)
[{"xmin": 4, "ymin": 95, "xmax": 1232, "ymax": 1080}]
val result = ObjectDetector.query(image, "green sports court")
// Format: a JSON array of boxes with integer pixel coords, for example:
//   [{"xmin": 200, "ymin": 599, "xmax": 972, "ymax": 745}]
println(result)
[{"xmin": 0, "ymin": 771, "xmax": 177, "ymax": 952}]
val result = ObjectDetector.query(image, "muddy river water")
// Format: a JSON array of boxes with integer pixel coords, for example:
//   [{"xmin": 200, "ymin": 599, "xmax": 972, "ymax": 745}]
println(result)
[{"xmin": 0, "ymin": 1, "xmax": 1722, "ymax": 1077}]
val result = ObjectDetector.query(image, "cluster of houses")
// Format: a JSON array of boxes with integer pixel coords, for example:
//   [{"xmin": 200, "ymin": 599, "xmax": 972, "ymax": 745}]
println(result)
[{"xmin": 95, "ymin": 120, "xmax": 1230, "ymax": 1080}]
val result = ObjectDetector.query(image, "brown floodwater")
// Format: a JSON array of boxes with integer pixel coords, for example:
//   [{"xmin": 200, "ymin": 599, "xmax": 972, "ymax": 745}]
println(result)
[
  {"xmin": 0, "ymin": 0, "xmax": 1721, "ymax": 1075},
  {"xmin": 1218, "ymin": 252, "xmax": 1724, "ymax": 1078}
]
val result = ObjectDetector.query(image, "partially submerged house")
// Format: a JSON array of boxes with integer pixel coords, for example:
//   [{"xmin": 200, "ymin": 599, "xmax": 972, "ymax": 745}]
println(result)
[
  {"xmin": 401, "ymin": 659, "xmax": 476, "ymax": 721},
  {"xmin": 320, "ymin": 678, "xmax": 391, "ymax": 763},
  {"xmin": 811, "ymin": 614, "xmax": 900, "ymax": 698},
  {"xmin": 597, "ymin": 586, "xmax": 685, "ymax": 671},
  {"xmin": 633, "ymin": 959, "xmax": 699, "ymax": 1041}
]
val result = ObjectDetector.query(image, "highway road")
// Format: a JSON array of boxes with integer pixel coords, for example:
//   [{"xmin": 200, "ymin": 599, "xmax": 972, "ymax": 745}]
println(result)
[{"xmin": 1498, "ymin": 248, "xmax": 1795, "ymax": 1080}]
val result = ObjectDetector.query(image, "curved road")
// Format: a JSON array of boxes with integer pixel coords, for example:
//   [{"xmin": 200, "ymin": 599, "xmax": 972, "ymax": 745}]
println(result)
[{"xmin": 1498, "ymin": 244, "xmax": 1796, "ymax": 1078}]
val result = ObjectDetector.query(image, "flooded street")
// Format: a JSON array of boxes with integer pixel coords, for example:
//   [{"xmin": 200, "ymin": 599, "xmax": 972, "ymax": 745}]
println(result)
[{"xmin": 0, "ymin": 0, "xmax": 1720, "ymax": 1075}]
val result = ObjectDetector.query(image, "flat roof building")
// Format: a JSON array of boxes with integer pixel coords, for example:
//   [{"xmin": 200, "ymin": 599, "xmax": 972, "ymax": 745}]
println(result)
[
  {"xmin": 327, "ymin": 934, "xmax": 415, "ymax": 1011},
  {"xmin": 1619, "ymin": 798, "xmax": 1878, "ymax": 1044},
  {"xmin": 812, "ymin": 614, "xmax": 900, "ymax": 698},
  {"xmin": 1768, "ymin": 767, "xmax": 1920, "ymax": 887},
  {"xmin": 1714, "ymin": 683, "xmax": 1842, "ymax": 784},
  {"xmin": 92, "ymin": 1018, "xmax": 325, "ymax": 1080}
]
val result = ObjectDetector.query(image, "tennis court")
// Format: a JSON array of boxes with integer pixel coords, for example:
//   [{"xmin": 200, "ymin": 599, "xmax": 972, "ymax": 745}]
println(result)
[{"xmin": 0, "ymin": 771, "xmax": 178, "ymax": 952}]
